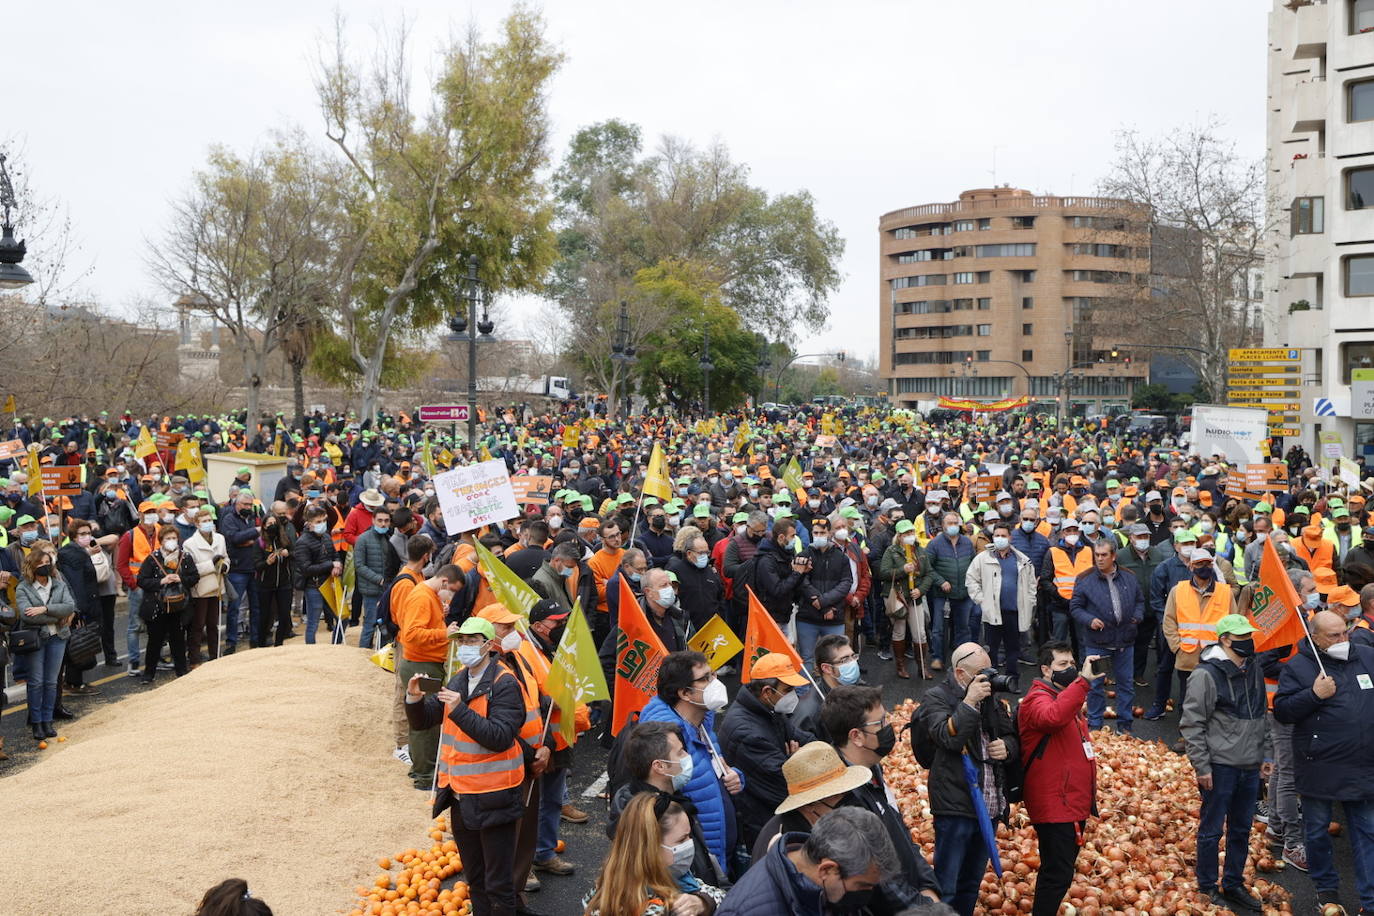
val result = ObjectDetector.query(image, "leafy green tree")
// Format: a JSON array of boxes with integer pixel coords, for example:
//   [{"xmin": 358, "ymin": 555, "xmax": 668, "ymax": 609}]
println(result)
[{"xmin": 314, "ymin": 8, "xmax": 560, "ymax": 421}]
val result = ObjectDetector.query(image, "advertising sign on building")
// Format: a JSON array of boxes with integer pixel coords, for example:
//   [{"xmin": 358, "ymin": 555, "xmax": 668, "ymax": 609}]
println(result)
[{"xmin": 1189, "ymin": 405, "xmax": 1270, "ymax": 465}]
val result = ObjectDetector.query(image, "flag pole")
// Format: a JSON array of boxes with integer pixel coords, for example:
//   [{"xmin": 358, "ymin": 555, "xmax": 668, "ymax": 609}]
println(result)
[{"xmin": 1295, "ymin": 606, "xmax": 1328, "ymax": 679}]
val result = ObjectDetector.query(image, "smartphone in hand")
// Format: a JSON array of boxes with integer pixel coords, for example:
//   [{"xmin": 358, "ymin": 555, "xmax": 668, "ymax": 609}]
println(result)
[
  {"xmin": 416, "ymin": 676, "xmax": 444, "ymax": 694},
  {"xmin": 1088, "ymin": 657, "xmax": 1111, "ymax": 679}
]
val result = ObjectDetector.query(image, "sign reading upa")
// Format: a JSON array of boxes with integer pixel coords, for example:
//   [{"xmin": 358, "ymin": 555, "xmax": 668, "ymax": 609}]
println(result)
[{"xmin": 433, "ymin": 458, "xmax": 520, "ymax": 534}]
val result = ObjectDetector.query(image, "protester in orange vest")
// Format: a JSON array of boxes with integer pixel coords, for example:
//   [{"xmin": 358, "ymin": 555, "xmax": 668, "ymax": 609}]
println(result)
[
  {"xmin": 115, "ymin": 500, "xmax": 161, "ymax": 677},
  {"xmin": 1163, "ymin": 548, "xmax": 1237, "ymax": 688},
  {"xmin": 1040, "ymin": 517, "xmax": 1092, "ymax": 650},
  {"xmin": 395, "ymin": 561, "xmax": 465, "ymax": 791},
  {"xmin": 405, "ymin": 616, "xmax": 534, "ymax": 916}
]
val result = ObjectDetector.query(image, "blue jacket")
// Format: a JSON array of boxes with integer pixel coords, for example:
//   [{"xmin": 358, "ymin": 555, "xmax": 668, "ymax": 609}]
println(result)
[
  {"xmin": 714, "ymin": 832, "xmax": 823, "ymax": 916},
  {"xmin": 1149, "ymin": 555, "xmax": 1190, "ymax": 619},
  {"xmin": 637, "ymin": 696, "xmax": 744, "ymax": 869},
  {"xmin": 1274, "ymin": 640, "xmax": 1374, "ymax": 801},
  {"xmin": 1069, "ymin": 566, "xmax": 1144, "ymax": 649},
  {"xmin": 1011, "ymin": 527, "xmax": 1051, "ymax": 576}
]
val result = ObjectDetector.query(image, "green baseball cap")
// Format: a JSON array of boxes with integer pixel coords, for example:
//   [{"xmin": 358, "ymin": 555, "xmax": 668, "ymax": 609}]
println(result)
[
  {"xmin": 693, "ymin": 503, "xmax": 712, "ymax": 518},
  {"xmin": 1174, "ymin": 529, "xmax": 1198, "ymax": 544},
  {"xmin": 895, "ymin": 519, "xmax": 915, "ymax": 534},
  {"xmin": 616, "ymin": 493, "xmax": 634, "ymax": 505},
  {"xmin": 1254, "ymin": 501, "xmax": 1272, "ymax": 513},
  {"xmin": 236, "ymin": 466, "xmax": 251, "ymax": 476},
  {"xmin": 455, "ymin": 617, "xmax": 495, "ymax": 641},
  {"xmin": 839, "ymin": 506, "xmax": 862, "ymax": 520},
  {"xmin": 1215, "ymin": 614, "xmax": 1257, "ymax": 639},
  {"xmin": 14, "ymin": 514, "xmax": 35, "ymax": 527},
  {"xmin": 732, "ymin": 511, "xmax": 750, "ymax": 524}
]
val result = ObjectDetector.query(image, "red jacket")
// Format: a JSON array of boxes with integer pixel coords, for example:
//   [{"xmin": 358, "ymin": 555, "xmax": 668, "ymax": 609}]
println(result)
[
  {"xmin": 1016, "ymin": 676, "xmax": 1096, "ymax": 824},
  {"xmin": 841, "ymin": 539, "xmax": 872, "ymax": 611},
  {"xmin": 341, "ymin": 503, "xmax": 374, "ymax": 548}
]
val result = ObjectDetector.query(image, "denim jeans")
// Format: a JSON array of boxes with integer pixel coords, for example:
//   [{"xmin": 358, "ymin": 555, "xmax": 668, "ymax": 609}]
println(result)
[
  {"xmin": 933, "ymin": 814, "xmax": 987, "ymax": 916},
  {"xmin": 795, "ymin": 619, "xmax": 844, "ymax": 670},
  {"xmin": 1083, "ymin": 643, "xmax": 1134, "ymax": 729},
  {"xmin": 1196, "ymin": 763, "xmax": 1260, "ymax": 893},
  {"xmin": 25, "ymin": 635, "xmax": 67, "ymax": 724},
  {"xmin": 535, "ymin": 767, "xmax": 567, "ymax": 862},
  {"xmin": 986, "ymin": 619, "xmax": 1020, "ymax": 675},
  {"xmin": 1302, "ymin": 796, "xmax": 1374, "ymax": 909},
  {"xmin": 303, "ymin": 587, "xmax": 340, "ymax": 645},
  {"xmin": 358, "ymin": 594, "xmax": 381, "ymax": 650},
  {"xmin": 1267, "ymin": 713, "xmax": 1302, "ymax": 850},
  {"xmin": 930, "ymin": 594, "xmax": 974, "ymax": 662},
  {"xmin": 226, "ymin": 571, "xmax": 260, "ymax": 647},
  {"xmin": 126, "ymin": 587, "xmax": 143, "ymax": 664}
]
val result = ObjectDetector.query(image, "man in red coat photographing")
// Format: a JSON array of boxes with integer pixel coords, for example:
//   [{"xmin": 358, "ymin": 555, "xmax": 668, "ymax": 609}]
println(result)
[{"xmin": 1016, "ymin": 640, "xmax": 1104, "ymax": 916}]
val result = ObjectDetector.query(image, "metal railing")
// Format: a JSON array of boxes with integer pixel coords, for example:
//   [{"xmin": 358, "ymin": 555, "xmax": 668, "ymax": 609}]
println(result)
[{"xmin": 881, "ymin": 195, "xmax": 1140, "ymax": 225}]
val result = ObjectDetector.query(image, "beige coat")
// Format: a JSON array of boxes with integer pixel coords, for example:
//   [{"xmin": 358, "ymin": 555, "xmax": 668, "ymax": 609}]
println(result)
[
  {"xmin": 965, "ymin": 545, "xmax": 1037, "ymax": 629},
  {"xmin": 183, "ymin": 529, "xmax": 228, "ymax": 599}
]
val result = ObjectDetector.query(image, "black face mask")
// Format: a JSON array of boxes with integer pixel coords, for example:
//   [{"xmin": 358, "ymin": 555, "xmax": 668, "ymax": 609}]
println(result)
[
  {"xmin": 1050, "ymin": 666, "xmax": 1078, "ymax": 688},
  {"xmin": 747, "ymin": 530, "xmax": 764, "ymax": 542},
  {"xmin": 824, "ymin": 877, "xmax": 875, "ymax": 913},
  {"xmin": 870, "ymin": 723, "xmax": 896, "ymax": 758},
  {"xmin": 35, "ymin": 564, "xmax": 53, "ymax": 577},
  {"xmin": 1229, "ymin": 638, "xmax": 1255, "ymax": 658},
  {"xmin": 650, "ymin": 516, "xmax": 666, "ymax": 530}
]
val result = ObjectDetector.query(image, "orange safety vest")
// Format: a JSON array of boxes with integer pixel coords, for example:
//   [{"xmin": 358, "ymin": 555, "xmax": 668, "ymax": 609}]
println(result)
[
  {"xmin": 330, "ymin": 517, "xmax": 349, "ymax": 555},
  {"xmin": 436, "ymin": 667, "xmax": 526, "ymax": 794},
  {"xmin": 1173, "ymin": 583, "xmax": 1232, "ymax": 655},
  {"xmin": 1050, "ymin": 545, "xmax": 1092, "ymax": 599},
  {"xmin": 503, "ymin": 652, "xmax": 546, "ymax": 751},
  {"xmin": 129, "ymin": 526, "xmax": 154, "ymax": 575},
  {"xmin": 1293, "ymin": 537, "xmax": 1333, "ymax": 573}
]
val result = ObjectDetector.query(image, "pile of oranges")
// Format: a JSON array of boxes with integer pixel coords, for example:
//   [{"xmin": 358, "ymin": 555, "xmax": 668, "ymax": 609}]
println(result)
[{"xmin": 349, "ymin": 816, "xmax": 470, "ymax": 916}]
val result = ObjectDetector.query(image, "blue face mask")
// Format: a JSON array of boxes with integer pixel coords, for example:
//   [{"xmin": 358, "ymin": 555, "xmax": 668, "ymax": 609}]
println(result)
[
  {"xmin": 665, "ymin": 752, "xmax": 694, "ymax": 791},
  {"xmin": 20, "ymin": 530, "xmax": 37, "ymax": 545},
  {"xmin": 836, "ymin": 658, "xmax": 862, "ymax": 685},
  {"xmin": 944, "ymin": 524, "xmax": 961, "ymax": 538},
  {"xmin": 694, "ymin": 554, "xmax": 709, "ymax": 569},
  {"xmin": 1081, "ymin": 523, "xmax": 1097, "ymax": 535},
  {"xmin": 456, "ymin": 644, "xmax": 486, "ymax": 668},
  {"xmin": 373, "ymin": 523, "xmax": 390, "ymax": 535},
  {"xmin": 630, "ymin": 572, "xmax": 642, "ymax": 583},
  {"xmin": 559, "ymin": 564, "xmax": 574, "ymax": 578}
]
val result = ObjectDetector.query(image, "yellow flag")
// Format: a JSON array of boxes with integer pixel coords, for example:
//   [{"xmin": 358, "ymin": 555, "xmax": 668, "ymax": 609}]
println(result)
[
  {"xmin": 176, "ymin": 439, "xmax": 205, "ymax": 483},
  {"xmin": 474, "ymin": 540, "xmax": 541, "ymax": 622},
  {"xmin": 320, "ymin": 575, "xmax": 347, "ymax": 620},
  {"xmin": 369, "ymin": 642, "xmax": 396, "ymax": 673},
  {"xmin": 544, "ymin": 601, "xmax": 610, "ymax": 748},
  {"xmin": 134, "ymin": 426, "xmax": 157, "ymax": 459},
  {"xmin": 562, "ymin": 425, "xmax": 579, "ymax": 449},
  {"xmin": 642, "ymin": 441, "xmax": 672, "ymax": 501},
  {"xmin": 733, "ymin": 422, "xmax": 751, "ymax": 455},
  {"xmin": 420, "ymin": 437, "xmax": 437, "ymax": 477},
  {"xmin": 2, "ymin": 395, "xmax": 14, "ymax": 414},
  {"xmin": 782, "ymin": 456, "xmax": 805, "ymax": 493},
  {"xmin": 26, "ymin": 446, "xmax": 43, "ymax": 497},
  {"xmin": 687, "ymin": 614, "xmax": 744, "ymax": 671},
  {"xmin": 480, "ymin": 444, "xmax": 493, "ymax": 461}
]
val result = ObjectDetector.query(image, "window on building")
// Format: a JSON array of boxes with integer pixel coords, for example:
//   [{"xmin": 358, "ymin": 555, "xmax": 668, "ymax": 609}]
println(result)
[
  {"xmin": 1012, "ymin": 216, "xmax": 1035, "ymax": 229},
  {"xmin": 977, "ymin": 298, "xmax": 992, "ymax": 310},
  {"xmin": 974, "ymin": 243, "xmax": 1036, "ymax": 258},
  {"xmin": 976, "ymin": 350, "xmax": 991, "ymax": 361},
  {"xmin": 1352, "ymin": 0, "xmax": 1374, "ymax": 35},
  {"xmin": 1292, "ymin": 196, "xmax": 1325, "ymax": 235},
  {"xmin": 1015, "ymin": 270, "xmax": 1036, "ymax": 282},
  {"xmin": 952, "ymin": 298, "xmax": 973, "ymax": 310},
  {"xmin": 953, "ymin": 220, "xmax": 975, "ymax": 232},
  {"xmin": 978, "ymin": 271, "xmax": 991, "ymax": 283},
  {"xmin": 1021, "ymin": 349, "xmax": 1034, "ymax": 363},
  {"xmin": 978, "ymin": 218, "xmax": 991, "ymax": 230},
  {"xmin": 1342, "ymin": 341, "xmax": 1374, "ymax": 382},
  {"xmin": 1352, "ymin": 79, "xmax": 1374, "ymax": 122},
  {"xmin": 1069, "ymin": 243, "xmax": 1135, "ymax": 258},
  {"xmin": 1347, "ymin": 167, "xmax": 1374, "ymax": 209},
  {"xmin": 1022, "ymin": 323, "xmax": 1033, "ymax": 335},
  {"xmin": 976, "ymin": 324, "xmax": 992, "ymax": 336},
  {"xmin": 1022, "ymin": 296, "xmax": 1034, "ymax": 309},
  {"xmin": 1346, "ymin": 254, "xmax": 1374, "ymax": 295},
  {"xmin": 953, "ymin": 272, "xmax": 976, "ymax": 284}
]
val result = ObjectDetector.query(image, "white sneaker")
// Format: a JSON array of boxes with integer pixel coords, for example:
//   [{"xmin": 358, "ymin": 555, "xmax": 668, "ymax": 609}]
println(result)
[{"xmin": 393, "ymin": 745, "xmax": 411, "ymax": 765}]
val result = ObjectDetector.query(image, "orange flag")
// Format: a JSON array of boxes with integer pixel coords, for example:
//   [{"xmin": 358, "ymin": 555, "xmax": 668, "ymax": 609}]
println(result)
[
  {"xmin": 611, "ymin": 575, "xmax": 668, "ymax": 736},
  {"xmin": 742, "ymin": 586, "xmax": 803, "ymax": 683},
  {"xmin": 1249, "ymin": 536, "xmax": 1310, "ymax": 652}
]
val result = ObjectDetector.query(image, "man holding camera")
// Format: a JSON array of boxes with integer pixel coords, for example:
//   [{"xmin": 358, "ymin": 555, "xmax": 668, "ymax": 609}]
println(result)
[
  {"xmin": 1069, "ymin": 539, "xmax": 1144, "ymax": 734},
  {"xmin": 919, "ymin": 641, "xmax": 1019, "ymax": 916}
]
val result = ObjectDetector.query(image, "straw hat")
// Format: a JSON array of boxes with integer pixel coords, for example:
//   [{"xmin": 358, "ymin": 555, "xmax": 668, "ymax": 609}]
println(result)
[
  {"xmin": 359, "ymin": 488, "xmax": 385, "ymax": 508},
  {"xmin": 774, "ymin": 741, "xmax": 873, "ymax": 814}
]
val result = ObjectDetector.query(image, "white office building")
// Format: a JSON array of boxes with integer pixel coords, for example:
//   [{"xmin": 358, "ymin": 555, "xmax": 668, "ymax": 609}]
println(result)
[{"xmin": 1267, "ymin": 0, "xmax": 1374, "ymax": 460}]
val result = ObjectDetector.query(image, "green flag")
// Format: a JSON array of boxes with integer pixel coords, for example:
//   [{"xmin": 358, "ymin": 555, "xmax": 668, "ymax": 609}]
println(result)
[
  {"xmin": 474, "ymin": 540, "xmax": 540, "ymax": 623},
  {"xmin": 782, "ymin": 456, "xmax": 805, "ymax": 493},
  {"xmin": 544, "ymin": 601, "xmax": 609, "ymax": 748}
]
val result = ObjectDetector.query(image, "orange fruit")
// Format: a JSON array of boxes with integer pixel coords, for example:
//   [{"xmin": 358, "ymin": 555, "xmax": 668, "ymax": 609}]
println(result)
[
  {"xmin": 378, "ymin": 857, "xmax": 392, "ymax": 869},
  {"xmin": 57, "ymin": 736, "xmax": 67, "ymax": 743},
  {"xmin": 37, "ymin": 741, "xmax": 48, "ymax": 750}
]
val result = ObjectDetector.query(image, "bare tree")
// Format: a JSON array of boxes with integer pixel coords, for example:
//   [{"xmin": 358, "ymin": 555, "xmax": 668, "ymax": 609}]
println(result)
[
  {"xmin": 1096, "ymin": 118, "xmax": 1269, "ymax": 398},
  {"xmin": 0, "ymin": 140, "xmax": 93, "ymax": 307}
]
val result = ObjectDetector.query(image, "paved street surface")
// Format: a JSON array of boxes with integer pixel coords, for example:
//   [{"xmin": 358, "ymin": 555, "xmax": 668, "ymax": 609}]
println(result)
[{"xmin": 1, "ymin": 605, "xmax": 1355, "ymax": 914}]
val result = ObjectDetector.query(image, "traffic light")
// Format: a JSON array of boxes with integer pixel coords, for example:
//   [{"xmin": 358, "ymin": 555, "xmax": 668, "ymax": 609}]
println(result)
[
  {"xmin": 836, "ymin": 350, "xmax": 847, "ymax": 363},
  {"xmin": 1110, "ymin": 347, "xmax": 1119, "ymax": 359}
]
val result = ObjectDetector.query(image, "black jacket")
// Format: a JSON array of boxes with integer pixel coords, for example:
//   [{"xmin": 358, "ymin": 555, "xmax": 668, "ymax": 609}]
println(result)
[
  {"xmin": 1273, "ymin": 640, "xmax": 1374, "ymax": 801},
  {"xmin": 405, "ymin": 659, "xmax": 528, "ymax": 827},
  {"xmin": 839, "ymin": 751, "xmax": 943, "ymax": 907},
  {"xmin": 667, "ymin": 554, "xmax": 725, "ymax": 631},
  {"xmin": 608, "ymin": 779, "xmax": 729, "ymax": 889},
  {"xmin": 917, "ymin": 673, "xmax": 1019, "ymax": 821},
  {"xmin": 56, "ymin": 543, "xmax": 100, "ymax": 621},
  {"xmin": 254, "ymin": 519, "xmax": 297, "ymax": 589},
  {"xmin": 292, "ymin": 529, "xmax": 337, "ymax": 590},
  {"xmin": 753, "ymin": 538, "xmax": 802, "ymax": 624},
  {"xmin": 219, "ymin": 507, "xmax": 262, "ymax": 574},
  {"xmin": 134, "ymin": 548, "xmax": 202, "ymax": 622},
  {"xmin": 796, "ymin": 543, "xmax": 852, "ymax": 625},
  {"xmin": 717, "ymin": 686, "xmax": 805, "ymax": 845}
]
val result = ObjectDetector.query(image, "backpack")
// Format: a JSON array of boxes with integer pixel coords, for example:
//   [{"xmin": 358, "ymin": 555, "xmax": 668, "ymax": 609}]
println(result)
[{"xmin": 376, "ymin": 570, "xmax": 417, "ymax": 644}]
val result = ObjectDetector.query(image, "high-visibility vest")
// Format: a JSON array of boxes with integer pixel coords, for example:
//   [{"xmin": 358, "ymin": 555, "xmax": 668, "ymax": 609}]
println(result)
[
  {"xmin": 1173, "ymin": 583, "xmax": 1231, "ymax": 655},
  {"xmin": 435, "ymin": 667, "xmax": 526, "ymax": 794},
  {"xmin": 1050, "ymin": 545, "xmax": 1092, "ymax": 599},
  {"xmin": 503, "ymin": 652, "xmax": 545, "ymax": 751},
  {"xmin": 330, "ymin": 517, "xmax": 349, "ymax": 555},
  {"xmin": 129, "ymin": 526, "xmax": 154, "ymax": 575},
  {"xmin": 1293, "ymin": 537, "xmax": 1333, "ymax": 574}
]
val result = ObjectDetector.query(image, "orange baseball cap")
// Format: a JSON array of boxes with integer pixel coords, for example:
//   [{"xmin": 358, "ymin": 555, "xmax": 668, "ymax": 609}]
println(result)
[
  {"xmin": 475, "ymin": 603, "xmax": 521, "ymax": 625},
  {"xmin": 138, "ymin": 500, "xmax": 158, "ymax": 513},
  {"xmin": 750, "ymin": 652, "xmax": 808, "ymax": 686},
  {"xmin": 1313, "ymin": 567, "xmax": 1338, "ymax": 594},
  {"xmin": 1328, "ymin": 585, "xmax": 1361, "ymax": 608},
  {"xmin": 578, "ymin": 517, "xmax": 600, "ymax": 530}
]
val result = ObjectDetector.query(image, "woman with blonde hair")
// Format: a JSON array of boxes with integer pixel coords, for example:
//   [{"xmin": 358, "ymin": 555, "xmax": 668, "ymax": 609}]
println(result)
[
  {"xmin": 182, "ymin": 506, "xmax": 228, "ymax": 665},
  {"xmin": 584, "ymin": 792, "xmax": 724, "ymax": 916},
  {"xmin": 16, "ymin": 543, "xmax": 77, "ymax": 741}
]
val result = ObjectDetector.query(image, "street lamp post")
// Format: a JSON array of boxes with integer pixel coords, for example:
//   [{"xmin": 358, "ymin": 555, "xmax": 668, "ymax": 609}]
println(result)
[
  {"xmin": 0, "ymin": 154, "xmax": 35, "ymax": 290},
  {"xmin": 446, "ymin": 254, "xmax": 494, "ymax": 451},
  {"xmin": 755, "ymin": 335, "xmax": 773, "ymax": 407},
  {"xmin": 773, "ymin": 351, "xmax": 846, "ymax": 403},
  {"xmin": 699, "ymin": 329, "xmax": 714, "ymax": 415},
  {"xmin": 610, "ymin": 300, "xmax": 636, "ymax": 418}
]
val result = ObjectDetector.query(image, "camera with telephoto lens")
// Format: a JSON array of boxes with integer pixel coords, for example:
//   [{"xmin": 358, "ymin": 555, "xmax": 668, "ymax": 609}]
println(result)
[{"xmin": 978, "ymin": 667, "xmax": 1018, "ymax": 693}]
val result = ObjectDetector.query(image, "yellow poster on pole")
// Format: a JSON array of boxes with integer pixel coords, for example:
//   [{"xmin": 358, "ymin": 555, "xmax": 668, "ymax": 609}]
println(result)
[{"xmin": 687, "ymin": 614, "xmax": 744, "ymax": 670}]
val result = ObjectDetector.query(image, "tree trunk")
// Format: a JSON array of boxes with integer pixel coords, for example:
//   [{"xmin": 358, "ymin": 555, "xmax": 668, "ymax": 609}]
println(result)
[
  {"xmin": 243, "ymin": 347, "xmax": 266, "ymax": 442},
  {"xmin": 290, "ymin": 357, "xmax": 307, "ymax": 434},
  {"xmin": 360, "ymin": 360, "xmax": 382, "ymax": 430}
]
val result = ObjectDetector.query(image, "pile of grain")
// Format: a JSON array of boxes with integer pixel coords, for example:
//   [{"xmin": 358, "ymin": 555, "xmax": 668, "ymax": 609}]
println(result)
[{"xmin": 5, "ymin": 645, "xmax": 434, "ymax": 915}]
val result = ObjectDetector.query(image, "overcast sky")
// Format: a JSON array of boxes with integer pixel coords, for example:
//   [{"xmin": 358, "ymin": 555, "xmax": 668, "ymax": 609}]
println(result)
[{"xmin": 10, "ymin": 0, "xmax": 1266, "ymax": 366}]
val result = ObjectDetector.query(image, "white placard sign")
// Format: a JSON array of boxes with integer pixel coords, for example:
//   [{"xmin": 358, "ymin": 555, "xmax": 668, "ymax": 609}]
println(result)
[
  {"xmin": 433, "ymin": 458, "xmax": 520, "ymax": 534},
  {"xmin": 1189, "ymin": 405, "xmax": 1269, "ymax": 465}
]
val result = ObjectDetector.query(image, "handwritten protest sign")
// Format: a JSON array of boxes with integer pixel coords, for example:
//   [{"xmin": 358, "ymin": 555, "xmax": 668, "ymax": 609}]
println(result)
[{"xmin": 433, "ymin": 458, "xmax": 520, "ymax": 534}]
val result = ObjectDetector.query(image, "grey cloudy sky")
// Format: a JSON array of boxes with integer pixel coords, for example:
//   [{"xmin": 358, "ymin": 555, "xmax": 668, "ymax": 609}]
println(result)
[{"xmin": 11, "ymin": 0, "xmax": 1265, "ymax": 365}]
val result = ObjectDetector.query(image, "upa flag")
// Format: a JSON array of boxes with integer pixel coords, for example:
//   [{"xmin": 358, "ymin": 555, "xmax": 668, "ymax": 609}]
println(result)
[
  {"xmin": 733, "ymin": 422, "xmax": 751, "ymax": 456},
  {"xmin": 320, "ymin": 573, "xmax": 347, "ymax": 622},
  {"xmin": 474, "ymin": 540, "xmax": 540, "ymax": 623},
  {"xmin": 175, "ymin": 439, "xmax": 205, "ymax": 483},
  {"xmin": 1249, "ymin": 536, "xmax": 1310, "ymax": 652},
  {"xmin": 134, "ymin": 425, "xmax": 158, "ymax": 460},
  {"xmin": 742, "ymin": 586, "xmax": 803, "ymax": 682},
  {"xmin": 687, "ymin": 614, "xmax": 744, "ymax": 671},
  {"xmin": 642, "ymin": 441, "xmax": 672, "ymax": 501},
  {"xmin": 26, "ymin": 446, "xmax": 43, "ymax": 497},
  {"xmin": 2, "ymin": 395, "xmax": 13, "ymax": 413},
  {"xmin": 544, "ymin": 601, "xmax": 609, "ymax": 748},
  {"xmin": 611, "ymin": 574, "xmax": 668, "ymax": 735}
]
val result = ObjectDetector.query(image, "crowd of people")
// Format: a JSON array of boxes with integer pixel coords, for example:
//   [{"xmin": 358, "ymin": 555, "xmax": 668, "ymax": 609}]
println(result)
[{"xmin": 2, "ymin": 401, "xmax": 1374, "ymax": 915}]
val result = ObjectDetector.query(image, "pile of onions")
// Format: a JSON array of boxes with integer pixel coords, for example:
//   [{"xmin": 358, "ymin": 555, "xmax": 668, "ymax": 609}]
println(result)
[{"xmin": 883, "ymin": 700, "xmax": 1293, "ymax": 915}]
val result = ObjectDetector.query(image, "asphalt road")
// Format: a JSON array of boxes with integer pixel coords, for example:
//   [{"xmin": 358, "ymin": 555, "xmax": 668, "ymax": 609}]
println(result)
[{"xmin": 1, "ymin": 608, "xmax": 1358, "ymax": 915}]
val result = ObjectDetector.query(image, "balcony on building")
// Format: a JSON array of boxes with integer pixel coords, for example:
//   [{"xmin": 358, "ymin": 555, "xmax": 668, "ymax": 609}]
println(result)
[{"xmin": 1291, "ymin": 0, "xmax": 1329, "ymax": 61}]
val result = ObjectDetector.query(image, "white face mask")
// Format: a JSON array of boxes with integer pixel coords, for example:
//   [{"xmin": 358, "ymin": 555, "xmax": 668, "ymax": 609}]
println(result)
[
  {"xmin": 657, "ymin": 585, "xmax": 677, "ymax": 608},
  {"xmin": 834, "ymin": 529, "xmax": 850, "ymax": 542},
  {"xmin": 1133, "ymin": 538, "xmax": 1151, "ymax": 551},
  {"xmin": 1326, "ymin": 640, "xmax": 1351, "ymax": 661},
  {"xmin": 992, "ymin": 536, "xmax": 1010, "ymax": 551},
  {"xmin": 548, "ymin": 515, "xmax": 563, "ymax": 529},
  {"xmin": 1063, "ymin": 533, "xmax": 1080, "ymax": 546},
  {"xmin": 500, "ymin": 631, "xmax": 523, "ymax": 653},
  {"xmin": 162, "ymin": 539, "xmax": 179, "ymax": 552},
  {"xmin": 198, "ymin": 521, "xmax": 215, "ymax": 534},
  {"xmin": 693, "ymin": 678, "xmax": 728, "ymax": 712},
  {"xmin": 808, "ymin": 500, "xmax": 821, "ymax": 510},
  {"xmin": 1179, "ymin": 546, "xmax": 1194, "ymax": 561},
  {"xmin": 142, "ymin": 513, "xmax": 158, "ymax": 526},
  {"xmin": 773, "ymin": 689, "xmax": 800, "ymax": 716},
  {"xmin": 900, "ymin": 534, "xmax": 916, "ymax": 546}
]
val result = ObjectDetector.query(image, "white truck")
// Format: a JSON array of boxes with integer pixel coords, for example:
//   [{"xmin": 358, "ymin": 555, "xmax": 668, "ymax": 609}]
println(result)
[{"xmin": 476, "ymin": 375, "xmax": 574, "ymax": 401}]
